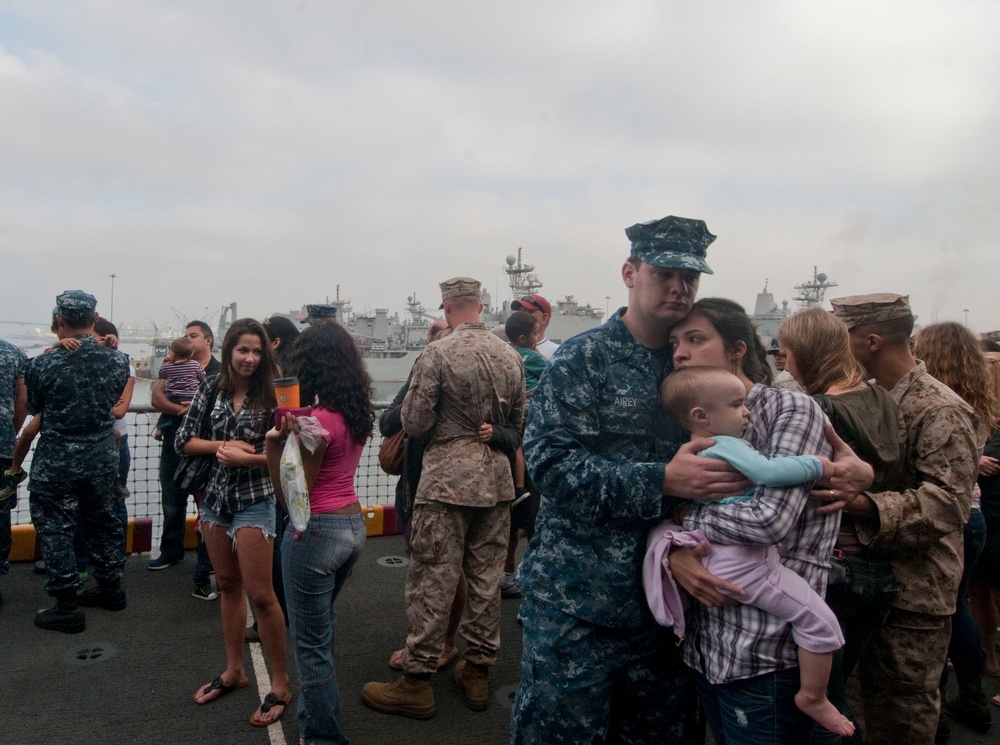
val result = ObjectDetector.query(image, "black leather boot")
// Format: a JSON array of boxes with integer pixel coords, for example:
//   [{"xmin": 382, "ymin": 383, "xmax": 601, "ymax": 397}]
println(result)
[
  {"xmin": 35, "ymin": 596, "xmax": 85, "ymax": 634},
  {"xmin": 78, "ymin": 582, "xmax": 127, "ymax": 611}
]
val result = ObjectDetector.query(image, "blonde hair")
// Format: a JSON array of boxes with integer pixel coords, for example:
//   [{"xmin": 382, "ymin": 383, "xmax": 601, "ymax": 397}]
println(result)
[
  {"xmin": 777, "ymin": 308, "xmax": 866, "ymax": 395},
  {"xmin": 913, "ymin": 323, "xmax": 1000, "ymax": 435}
]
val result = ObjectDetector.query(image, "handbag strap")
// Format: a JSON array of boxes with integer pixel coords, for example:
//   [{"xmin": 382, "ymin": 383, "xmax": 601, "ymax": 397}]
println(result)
[{"xmin": 198, "ymin": 375, "xmax": 221, "ymax": 440}]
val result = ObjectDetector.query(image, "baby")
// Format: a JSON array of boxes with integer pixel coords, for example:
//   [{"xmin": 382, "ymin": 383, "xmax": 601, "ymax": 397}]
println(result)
[
  {"xmin": 154, "ymin": 337, "xmax": 206, "ymax": 438},
  {"xmin": 644, "ymin": 366, "xmax": 854, "ymax": 738}
]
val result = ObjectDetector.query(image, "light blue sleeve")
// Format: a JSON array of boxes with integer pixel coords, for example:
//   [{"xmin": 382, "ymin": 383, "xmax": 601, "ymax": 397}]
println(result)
[{"xmin": 701, "ymin": 435, "xmax": 823, "ymax": 487}]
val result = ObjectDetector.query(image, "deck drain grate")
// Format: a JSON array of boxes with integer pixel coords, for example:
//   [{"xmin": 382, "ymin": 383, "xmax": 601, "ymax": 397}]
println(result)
[
  {"xmin": 65, "ymin": 641, "xmax": 118, "ymax": 667},
  {"xmin": 376, "ymin": 555, "xmax": 410, "ymax": 568}
]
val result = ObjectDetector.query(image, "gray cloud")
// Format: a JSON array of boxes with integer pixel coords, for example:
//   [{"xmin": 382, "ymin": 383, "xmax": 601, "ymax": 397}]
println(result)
[{"xmin": 2, "ymin": 0, "xmax": 999, "ymax": 334}]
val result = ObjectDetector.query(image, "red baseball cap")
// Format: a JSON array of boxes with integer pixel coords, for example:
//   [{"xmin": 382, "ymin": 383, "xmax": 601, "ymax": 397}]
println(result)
[{"xmin": 510, "ymin": 294, "xmax": 551, "ymax": 315}]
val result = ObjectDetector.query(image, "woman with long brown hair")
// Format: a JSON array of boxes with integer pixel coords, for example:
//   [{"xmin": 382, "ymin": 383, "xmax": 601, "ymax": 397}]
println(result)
[
  {"xmin": 977, "ymin": 349, "xmax": 1000, "ymax": 706},
  {"xmin": 667, "ymin": 298, "xmax": 873, "ymax": 743},
  {"xmin": 913, "ymin": 322, "xmax": 1000, "ymax": 732},
  {"xmin": 179, "ymin": 318, "xmax": 290, "ymax": 727}
]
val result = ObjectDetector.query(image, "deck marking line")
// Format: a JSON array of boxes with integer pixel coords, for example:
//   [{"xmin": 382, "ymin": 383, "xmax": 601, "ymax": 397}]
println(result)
[{"xmin": 246, "ymin": 605, "xmax": 288, "ymax": 744}]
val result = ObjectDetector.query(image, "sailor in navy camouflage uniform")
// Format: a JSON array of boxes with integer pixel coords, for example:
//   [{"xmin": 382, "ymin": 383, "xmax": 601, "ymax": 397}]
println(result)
[
  {"xmin": 26, "ymin": 290, "xmax": 130, "ymax": 633},
  {"xmin": 510, "ymin": 216, "xmax": 747, "ymax": 744},
  {"xmin": 0, "ymin": 338, "xmax": 28, "ymax": 604}
]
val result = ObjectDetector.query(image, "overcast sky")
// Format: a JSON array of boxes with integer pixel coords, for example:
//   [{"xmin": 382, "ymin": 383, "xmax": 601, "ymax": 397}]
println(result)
[{"xmin": 2, "ymin": 0, "xmax": 999, "ymax": 336}]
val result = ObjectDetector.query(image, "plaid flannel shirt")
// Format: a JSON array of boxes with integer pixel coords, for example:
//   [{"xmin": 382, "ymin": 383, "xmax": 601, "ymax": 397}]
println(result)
[
  {"xmin": 680, "ymin": 384, "xmax": 838, "ymax": 684},
  {"xmin": 175, "ymin": 379, "xmax": 273, "ymax": 516}
]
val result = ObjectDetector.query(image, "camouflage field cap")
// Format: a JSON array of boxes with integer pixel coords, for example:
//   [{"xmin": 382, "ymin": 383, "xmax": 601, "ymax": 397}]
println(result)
[
  {"xmin": 300, "ymin": 304, "xmax": 338, "ymax": 324},
  {"xmin": 56, "ymin": 290, "xmax": 98, "ymax": 325},
  {"xmin": 439, "ymin": 276, "xmax": 481, "ymax": 308},
  {"xmin": 830, "ymin": 293, "xmax": 911, "ymax": 330},
  {"xmin": 625, "ymin": 215, "xmax": 715, "ymax": 275}
]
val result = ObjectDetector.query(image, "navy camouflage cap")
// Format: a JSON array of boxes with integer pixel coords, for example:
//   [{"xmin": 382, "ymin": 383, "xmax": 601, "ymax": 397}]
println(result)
[
  {"xmin": 301, "ymin": 304, "xmax": 338, "ymax": 324},
  {"xmin": 625, "ymin": 215, "xmax": 715, "ymax": 275},
  {"xmin": 56, "ymin": 290, "xmax": 98, "ymax": 325},
  {"xmin": 830, "ymin": 293, "xmax": 911, "ymax": 330}
]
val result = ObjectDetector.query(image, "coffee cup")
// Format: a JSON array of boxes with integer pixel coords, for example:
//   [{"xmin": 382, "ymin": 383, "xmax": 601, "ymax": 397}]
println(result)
[{"xmin": 273, "ymin": 377, "xmax": 300, "ymax": 407}]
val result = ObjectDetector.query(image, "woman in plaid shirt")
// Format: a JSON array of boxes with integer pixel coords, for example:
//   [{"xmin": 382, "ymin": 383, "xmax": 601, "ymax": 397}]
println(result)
[
  {"xmin": 668, "ymin": 298, "xmax": 872, "ymax": 744},
  {"xmin": 179, "ymin": 318, "xmax": 291, "ymax": 728}
]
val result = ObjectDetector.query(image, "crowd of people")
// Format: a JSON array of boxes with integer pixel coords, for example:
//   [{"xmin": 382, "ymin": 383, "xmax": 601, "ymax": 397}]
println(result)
[{"xmin": 1, "ymin": 215, "xmax": 999, "ymax": 744}]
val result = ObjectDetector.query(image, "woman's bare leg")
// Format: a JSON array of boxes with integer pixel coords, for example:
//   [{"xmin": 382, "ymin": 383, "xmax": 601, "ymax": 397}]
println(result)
[{"xmin": 193, "ymin": 521, "xmax": 249, "ymax": 703}]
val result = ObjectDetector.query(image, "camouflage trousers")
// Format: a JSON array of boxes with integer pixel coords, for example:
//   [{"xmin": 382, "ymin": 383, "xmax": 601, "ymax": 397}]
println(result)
[
  {"xmin": 403, "ymin": 500, "xmax": 510, "ymax": 674},
  {"xmin": 29, "ymin": 471, "xmax": 125, "ymax": 599},
  {"xmin": 856, "ymin": 607, "xmax": 951, "ymax": 745},
  {"xmin": 510, "ymin": 596, "xmax": 704, "ymax": 745},
  {"xmin": 0, "ymin": 457, "xmax": 10, "ymax": 575}
]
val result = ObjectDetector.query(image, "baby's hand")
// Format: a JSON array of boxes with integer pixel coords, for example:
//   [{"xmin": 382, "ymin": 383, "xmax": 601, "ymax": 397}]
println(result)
[{"xmin": 53, "ymin": 337, "xmax": 83, "ymax": 353}]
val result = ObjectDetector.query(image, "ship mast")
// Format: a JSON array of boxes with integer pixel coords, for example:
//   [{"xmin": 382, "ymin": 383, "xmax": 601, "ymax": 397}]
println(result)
[
  {"xmin": 792, "ymin": 267, "xmax": 838, "ymax": 310},
  {"xmin": 504, "ymin": 247, "xmax": 543, "ymax": 299}
]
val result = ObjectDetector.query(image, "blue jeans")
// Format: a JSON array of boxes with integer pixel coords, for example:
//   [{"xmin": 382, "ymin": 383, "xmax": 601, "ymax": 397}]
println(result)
[
  {"xmin": 696, "ymin": 667, "xmax": 812, "ymax": 745},
  {"xmin": 942, "ymin": 509, "xmax": 988, "ymax": 686},
  {"xmin": 811, "ymin": 550, "xmax": 902, "ymax": 745},
  {"xmin": 282, "ymin": 512, "xmax": 365, "ymax": 745},
  {"xmin": 157, "ymin": 424, "xmax": 189, "ymax": 562}
]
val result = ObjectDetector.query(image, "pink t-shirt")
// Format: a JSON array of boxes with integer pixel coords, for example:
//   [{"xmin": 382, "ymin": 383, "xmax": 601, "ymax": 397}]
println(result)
[{"xmin": 309, "ymin": 407, "xmax": 364, "ymax": 513}]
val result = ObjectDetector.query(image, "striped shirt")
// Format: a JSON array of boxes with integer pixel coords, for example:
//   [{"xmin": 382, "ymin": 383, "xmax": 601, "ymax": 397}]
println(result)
[
  {"xmin": 680, "ymin": 384, "xmax": 838, "ymax": 684},
  {"xmin": 175, "ymin": 379, "xmax": 274, "ymax": 516},
  {"xmin": 159, "ymin": 358, "xmax": 205, "ymax": 401}
]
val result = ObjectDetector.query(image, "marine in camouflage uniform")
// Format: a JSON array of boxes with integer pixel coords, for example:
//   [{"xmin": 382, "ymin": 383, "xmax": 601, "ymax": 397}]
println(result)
[
  {"xmin": 832, "ymin": 293, "xmax": 979, "ymax": 745},
  {"xmin": 510, "ymin": 216, "xmax": 719, "ymax": 745},
  {"xmin": 362, "ymin": 277, "xmax": 525, "ymax": 718},
  {"xmin": 0, "ymin": 339, "xmax": 28, "ymax": 595},
  {"xmin": 26, "ymin": 291, "xmax": 130, "ymax": 632}
]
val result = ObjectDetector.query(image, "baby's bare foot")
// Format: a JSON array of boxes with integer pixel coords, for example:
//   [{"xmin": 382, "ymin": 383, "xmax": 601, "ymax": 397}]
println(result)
[{"xmin": 795, "ymin": 691, "xmax": 855, "ymax": 737}]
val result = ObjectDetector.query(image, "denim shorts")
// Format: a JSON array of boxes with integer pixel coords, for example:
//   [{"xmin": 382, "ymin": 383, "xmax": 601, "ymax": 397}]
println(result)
[{"xmin": 199, "ymin": 498, "xmax": 276, "ymax": 541}]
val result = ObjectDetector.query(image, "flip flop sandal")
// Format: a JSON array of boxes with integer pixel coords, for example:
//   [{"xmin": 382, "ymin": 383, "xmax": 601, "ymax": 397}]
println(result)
[
  {"xmin": 250, "ymin": 692, "xmax": 290, "ymax": 727},
  {"xmin": 194, "ymin": 675, "xmax": 248, "ymax": 704}
]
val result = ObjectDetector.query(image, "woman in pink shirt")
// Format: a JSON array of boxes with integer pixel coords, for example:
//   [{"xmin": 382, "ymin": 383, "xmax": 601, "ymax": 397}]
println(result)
[{"xmin": 265, "ymin": 322, "xmax": 375, "ymax": 745}]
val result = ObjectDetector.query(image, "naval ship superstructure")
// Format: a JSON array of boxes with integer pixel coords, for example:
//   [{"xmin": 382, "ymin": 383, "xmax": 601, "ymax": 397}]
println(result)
[
  {"xmin": 155, "ymin": 251, "xmax": 608, "ymax": 392},
  {"xmin": 751, "ymin": 267, "xmax": 839, "ymax": 345}
]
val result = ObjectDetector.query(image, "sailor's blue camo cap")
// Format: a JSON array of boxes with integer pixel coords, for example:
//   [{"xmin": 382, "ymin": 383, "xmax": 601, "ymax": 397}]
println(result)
[
  {"xmin": 56, "ymin": 290, "xmax": 98, "ymax": 323},
  {"xmin": 625, "ymin": 215, "xmax": 715, "ymax": 275},
  {"xmin": 301, "ymin": 304, "xmax": 338, "ymax": 324}
]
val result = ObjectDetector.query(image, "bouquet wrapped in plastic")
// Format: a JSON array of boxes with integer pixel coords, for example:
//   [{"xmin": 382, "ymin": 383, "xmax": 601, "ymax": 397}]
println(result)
[{"xmin": 279, "ymin": 416, "xmax": 328, "ymax": 531}]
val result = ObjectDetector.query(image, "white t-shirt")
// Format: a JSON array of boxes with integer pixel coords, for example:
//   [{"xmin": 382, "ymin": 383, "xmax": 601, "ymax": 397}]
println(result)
[{"xmin": 536, "ymin": 338, "xmax": 560, "ymax": 360}]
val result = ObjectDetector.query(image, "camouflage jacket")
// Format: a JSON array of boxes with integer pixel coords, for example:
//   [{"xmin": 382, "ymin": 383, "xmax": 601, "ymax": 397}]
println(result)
[
  {"xmin": 0, "ymin": 340, "xmax": 27, "ymax": 459},
  {"xmin": 25, "ymin": 335, "xmax": 129, "ymax": 481},
  {"xmin": 518, "ymin": 310, "xmax": 685, "ymax": 628},
  {"xmin": 402, "ymin": 322, "xmax": 525, "ymax": 508},
  {"xmin": 856, "ymin": 362, "xmax": 978, "ymax": 616}
]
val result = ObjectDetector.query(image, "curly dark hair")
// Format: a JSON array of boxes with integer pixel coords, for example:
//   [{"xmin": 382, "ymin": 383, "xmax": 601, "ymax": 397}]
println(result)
[{"xmin": 287, "ymin": 322, "xmax": 375, "ymax": 445}]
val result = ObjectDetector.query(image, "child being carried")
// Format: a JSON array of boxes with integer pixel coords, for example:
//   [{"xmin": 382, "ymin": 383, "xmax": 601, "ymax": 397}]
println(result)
[
  {"xmin": 154, "ymin": 337, "xmax": 206, "ymax": 439},
  {"xmin": 644, "ymin": 366, "xmax": 854, "ymax": 738}
]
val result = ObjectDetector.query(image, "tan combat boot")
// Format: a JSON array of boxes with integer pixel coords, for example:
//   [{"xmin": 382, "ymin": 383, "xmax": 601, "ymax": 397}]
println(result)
[
  {"xmin": 454, "ymin": 660, "xmax": 489, "ymax": 711},
  {"xmin": 361, "ymin": 674, "xmax": 435, "ymax": 719}
]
